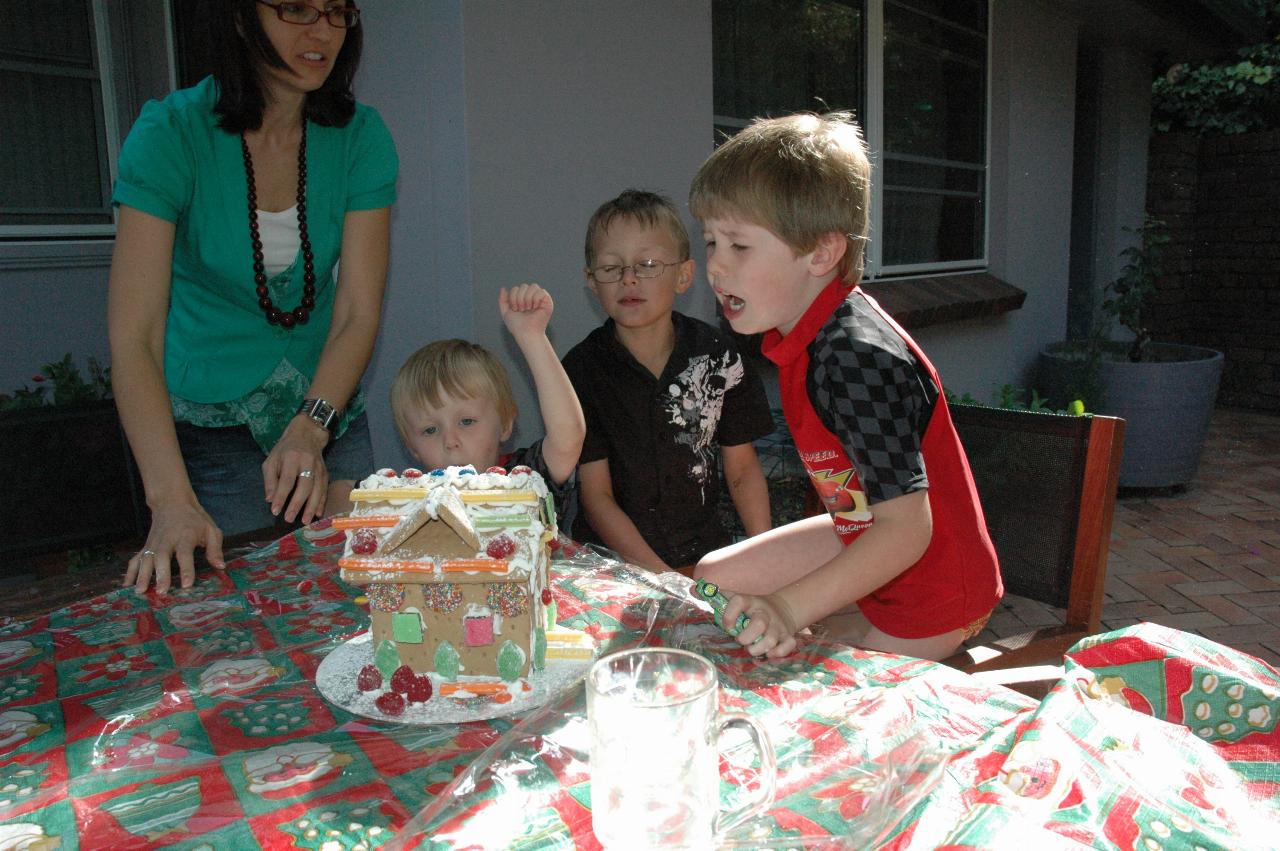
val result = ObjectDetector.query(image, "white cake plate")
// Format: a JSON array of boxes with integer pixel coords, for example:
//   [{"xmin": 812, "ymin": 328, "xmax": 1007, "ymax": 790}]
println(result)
[{"xmin": 316, "ymin": 630, "xmax": 593, "ymax": 725}]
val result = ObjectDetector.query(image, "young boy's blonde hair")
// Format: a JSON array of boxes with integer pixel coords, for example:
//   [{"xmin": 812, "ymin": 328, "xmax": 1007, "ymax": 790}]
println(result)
[
  {"xmin": 584, "ymin": 189, "xmax": 691, "ymax": 268},
  {"xmin": 390, "ymin": 339, "xmax": 517, "ymax": 444},
  {"xmin": 689, "ymin": 112, "xmax": 871, "ymax": 282}
]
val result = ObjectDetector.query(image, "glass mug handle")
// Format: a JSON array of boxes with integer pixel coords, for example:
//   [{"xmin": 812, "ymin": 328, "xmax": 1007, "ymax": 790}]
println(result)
[{"xmin": 714, "ymin": 713, "xmax": 777, "ymax": 838}]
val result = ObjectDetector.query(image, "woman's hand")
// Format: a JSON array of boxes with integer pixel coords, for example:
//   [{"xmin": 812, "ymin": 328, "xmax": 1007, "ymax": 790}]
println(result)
[
  {"xmin": 124, "ymin": 498, "xmax": 224, "ymax": 594},
  {"xmin": 264, "ymin": 414, "xmax": 330, "ymax": 523},
  {"xmin": 724, "ymin": 591, "xmax": 801, "ymax": 658}
]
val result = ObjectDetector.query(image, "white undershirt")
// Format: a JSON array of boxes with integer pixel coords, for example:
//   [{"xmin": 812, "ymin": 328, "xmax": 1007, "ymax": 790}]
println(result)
[{"xmin": 256, "ymin": 206, "xmax": 301, "ymax": 278}]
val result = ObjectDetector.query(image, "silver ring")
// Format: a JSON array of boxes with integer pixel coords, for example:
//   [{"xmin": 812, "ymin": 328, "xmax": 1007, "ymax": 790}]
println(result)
[
  {"xmin": 141, "ymin": 549, "xmax": 157, "ymax": 557},
  {"xmin": 299, "ymin": 470, "xmax": 314, "ymax": 479}
]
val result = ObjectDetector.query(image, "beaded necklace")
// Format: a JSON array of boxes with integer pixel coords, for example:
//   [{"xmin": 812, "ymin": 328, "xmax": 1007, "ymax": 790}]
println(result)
[{"xmin": 241, "ymin": 123, "xmax": 315, "ymax": 328}]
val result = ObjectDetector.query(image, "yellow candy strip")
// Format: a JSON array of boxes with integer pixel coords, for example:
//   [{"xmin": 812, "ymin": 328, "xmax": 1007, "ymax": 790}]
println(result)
[
  {"xmin": 441, "ymin": 559, "xmax": 508, "ymax": 574},
  {"xmin": 459, "ymin": 490, "xmax": 538, "ymax": 504},
  {"xmin": 350, "ymin": 488, "xmax": 429, "ymax": 501},
  {"xmin": 331, "ymin": 515, "xmax": 399, "ymax": 529}
]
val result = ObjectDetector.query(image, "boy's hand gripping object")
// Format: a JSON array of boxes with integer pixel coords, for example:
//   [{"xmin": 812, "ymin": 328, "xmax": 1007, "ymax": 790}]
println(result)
[{"xmin": 695, "ymin": 578, "xmax": 750, "ymax": 637}]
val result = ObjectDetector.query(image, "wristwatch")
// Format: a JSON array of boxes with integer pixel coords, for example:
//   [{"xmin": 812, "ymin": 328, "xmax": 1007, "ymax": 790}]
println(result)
[{"xmin": 298, "ymin": 397, "xmax": 340, "ymax": 433}]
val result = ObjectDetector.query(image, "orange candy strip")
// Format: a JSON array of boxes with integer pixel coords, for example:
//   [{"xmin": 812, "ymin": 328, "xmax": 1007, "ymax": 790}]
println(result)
[
  {"xmin": 337, "ymin": 557, "xmax": 439, "ymax": 573},
  {"xmin": 440, "ymin": 682, "xmax": 510, "ymax": 697}
]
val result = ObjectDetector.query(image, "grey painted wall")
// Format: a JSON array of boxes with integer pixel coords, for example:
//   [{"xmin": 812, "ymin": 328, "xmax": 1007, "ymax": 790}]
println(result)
[{"xmin": 0, "ymin": 0, "xmax": 1220, "ymax": 461}]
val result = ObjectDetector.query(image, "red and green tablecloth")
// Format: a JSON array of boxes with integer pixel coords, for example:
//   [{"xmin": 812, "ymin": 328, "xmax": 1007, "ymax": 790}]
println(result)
[{"xmin": 1, "ymin": 524, "xmax": 1277, "ymax": 849}]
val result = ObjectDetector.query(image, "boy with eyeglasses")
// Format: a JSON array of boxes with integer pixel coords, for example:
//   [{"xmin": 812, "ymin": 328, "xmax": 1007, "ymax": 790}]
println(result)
[
  {"xmin": 690, "ymin": 113, "xmax": 1002, "ymax": 661},
  {"xmin": 561, "ymin": 189, "xmax": 774, "ymax": 573}
]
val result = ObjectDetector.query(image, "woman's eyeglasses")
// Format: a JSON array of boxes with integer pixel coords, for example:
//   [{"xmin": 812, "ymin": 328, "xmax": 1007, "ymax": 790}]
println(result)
[{"xmin": 257, "ymin": 1, "xmax": 361, "ymax": 29}]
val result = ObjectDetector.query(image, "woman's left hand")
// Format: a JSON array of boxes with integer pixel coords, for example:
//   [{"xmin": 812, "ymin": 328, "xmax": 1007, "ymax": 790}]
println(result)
[{"xmin": 263, "ymin": 415, "xmax": 330, "ymax": 523}]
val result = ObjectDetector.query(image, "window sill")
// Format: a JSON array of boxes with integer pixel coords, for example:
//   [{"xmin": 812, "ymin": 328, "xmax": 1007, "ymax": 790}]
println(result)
[
  {"xmin": 0, "ymin": 240, "xmax": 115, "ymax": 271},
  {"xmin": 862, "ymin": 272, "xmax": 1026, "ymax": 331}
]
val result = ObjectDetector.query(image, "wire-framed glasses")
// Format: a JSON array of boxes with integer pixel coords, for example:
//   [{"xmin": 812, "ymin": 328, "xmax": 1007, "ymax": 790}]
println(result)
[
  {"xmin": 589, "ymin": 259, "xmax": 682, "ymax": 284},
  {"xmin": 257, "ymin": 0, "xmax": 361, "ymax": 28}
]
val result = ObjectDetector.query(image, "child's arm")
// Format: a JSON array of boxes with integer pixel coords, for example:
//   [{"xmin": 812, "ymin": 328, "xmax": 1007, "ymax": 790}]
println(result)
[
  {"xmin": 578, "ymin": 459, "xmax": 673, "ymax": 571},
  {"xmin": 722, "ymin": 442, "xmax": 771, "ymax": 537},
  {"xmin": 500, "ymin": 284, "xmax": 586, "ymax": 487},
  {"xmin": 723, "ymin": 489, "xmax": 933, "ymax": 657}
]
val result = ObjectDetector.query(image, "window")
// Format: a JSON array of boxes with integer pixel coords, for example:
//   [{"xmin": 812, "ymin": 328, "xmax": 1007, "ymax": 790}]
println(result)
[
  {"xmin": 712, "ymin": 0, "xmax": 989, "ymax": 277},
  {"xmin": 0, "ymin": 1, "xmax": 173, "ymax": 240}
]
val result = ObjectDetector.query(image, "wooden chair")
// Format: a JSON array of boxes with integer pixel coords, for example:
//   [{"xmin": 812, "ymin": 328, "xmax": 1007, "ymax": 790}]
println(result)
[{"xmin": 941, "ymin": 404, "xmax": 1126, "ymax": 698}]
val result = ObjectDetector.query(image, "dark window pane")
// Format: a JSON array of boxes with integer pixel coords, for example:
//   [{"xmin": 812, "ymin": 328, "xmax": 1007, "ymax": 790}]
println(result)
[
  {"xmin": 883, "ymin": 2, "xmax": 985, "ymax": 161},
  {"xmin": 882, "ymin": 188, "xmax": 983, "ymax": 266},
  {"xmin": 0, "ymin": 1, "xmax": 93, "ymax": 66},
  {"xmin": 0, "ymin": 70, "xmax": 111, "ymax": 227},
  {"xmin": 713, "ymin": 0, "xmax": 865, "ymax": 124}
]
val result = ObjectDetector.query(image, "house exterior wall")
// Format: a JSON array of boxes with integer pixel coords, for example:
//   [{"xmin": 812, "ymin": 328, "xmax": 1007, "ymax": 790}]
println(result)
[
  {"xmin": 913, "ymin": 0, "xmax": 1079, "ymax": 401},
  {"xmin": 0, "ymin": 1, "xmax": 1232, "ymax": 461}
]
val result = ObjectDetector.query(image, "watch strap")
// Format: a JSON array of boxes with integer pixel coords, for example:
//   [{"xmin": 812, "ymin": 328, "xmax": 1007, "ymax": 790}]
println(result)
[{"xmin": 298, "ymin": 397, "xmax": 340, "ymax": 432}]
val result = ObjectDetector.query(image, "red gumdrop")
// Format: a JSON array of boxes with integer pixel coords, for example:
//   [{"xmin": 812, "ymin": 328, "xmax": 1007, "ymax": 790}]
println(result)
[
  {"xmin": 356, "ymin": 664, "xmax": 382, "ymax": 692},
  {"xmin": 510, "ymin": 465, "xmax": 533, "ymax": 475},
  {"xmin": 350, "ymin": 529, "xmax": 378, "ymax": 555},
  {"xmin": 375, "ymin": 692, "xmax": 406, "ymax": 716},
  {"xmin": 541, "ymin": 589, "xmax": 552, "ymax": 605},
  {"xmin": 402, "ymin": 468, "xmax": 424, "ymax": 478},
  {"xmin": 376, "ymin": 467, "xmax": 397, "ymax": 477},
  {"xmin": 486, "ymin": 534, "xmax": 516, "ymax": 559},
  {"xmin": 486, "ymin": 466, "xmax": 506, "ymax": 474},
  {"xmin": 390, "ymin": 664, "xmax": 416, "ymax": 695},
  {"xmin": 405, "ymin": 674, "xmax": 433, "ymax": 704}
]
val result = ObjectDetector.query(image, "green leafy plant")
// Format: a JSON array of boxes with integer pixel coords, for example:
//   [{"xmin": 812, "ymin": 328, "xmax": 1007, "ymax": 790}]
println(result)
[
  {"xmin": 0, "ymin": 354, "xmax": 112, "ymax": 412},
  {"xmin": 1100, "ymin": 215, "xmax": 1171, "ymax": 363}
]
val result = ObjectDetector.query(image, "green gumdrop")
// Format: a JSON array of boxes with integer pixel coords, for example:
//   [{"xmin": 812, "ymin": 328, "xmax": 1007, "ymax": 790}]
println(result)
[
  {"xmin": 545, "ymin": 599, "xmax": 558, "ymax": 630},
  {"xmin": 497, "ymin": 640, "xmax": 525, "ymax": 682},
  {"xmin": 1070, "ymin": 399, "xmax": 1086, "ymax": 416},
  {"xmin": 374, "ymin": 639, "xmax": 400, "ymax": 679},
  {"xmin": 533, "ymin": 628, "xmax": 547, "ymax": 671},
  {"xmin": 434, "ymin": 641, "xmax": 461, "ymax": 681}
]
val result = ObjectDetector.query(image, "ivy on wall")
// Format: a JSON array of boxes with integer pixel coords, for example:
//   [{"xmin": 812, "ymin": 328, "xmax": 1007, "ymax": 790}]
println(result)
[{"xmin": 1152, "ymin": 2, "xmax": 1280, "ymax": 134}]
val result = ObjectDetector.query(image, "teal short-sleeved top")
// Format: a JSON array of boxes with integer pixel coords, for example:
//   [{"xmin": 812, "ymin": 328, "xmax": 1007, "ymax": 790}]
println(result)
[{"xmin": 112, "ymin": 76, "xmax": 398, "ymax": 405}]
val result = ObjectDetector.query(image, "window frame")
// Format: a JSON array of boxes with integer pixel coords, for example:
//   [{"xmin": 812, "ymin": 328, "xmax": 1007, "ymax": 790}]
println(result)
[
  {"xmin": 0, "ymin": 0, "xmax": 176, "ymax": 254},
  {"xmin": 712, "ymin": 0, "xmax": 992, "ymax": 281}
]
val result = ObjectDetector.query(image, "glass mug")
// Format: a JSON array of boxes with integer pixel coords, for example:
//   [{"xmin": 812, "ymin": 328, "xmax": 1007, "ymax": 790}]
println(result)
[{"xmin": 587, "ymin": 648, "xmax": 776, "ymax": 849}]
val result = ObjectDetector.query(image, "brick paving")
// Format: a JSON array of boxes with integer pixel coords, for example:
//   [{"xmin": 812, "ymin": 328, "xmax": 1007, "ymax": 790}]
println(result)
[{"xmin": 972, "ymin": 407, "xmax": 1280, "ymax": 667}]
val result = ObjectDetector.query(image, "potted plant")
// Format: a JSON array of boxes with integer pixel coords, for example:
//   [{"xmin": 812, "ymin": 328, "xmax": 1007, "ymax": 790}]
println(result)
[
  {"xmin": 1038, "ymin": 216, "xmax": 1223, "ymax": 488},
  {"xmin": 0, "ymin": 355, "xmax": 148, "ymax": 569}
]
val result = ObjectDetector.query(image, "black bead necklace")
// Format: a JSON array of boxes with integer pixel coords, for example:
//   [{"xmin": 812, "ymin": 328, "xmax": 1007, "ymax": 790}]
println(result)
[{"xmin": 241, "ymin": 123, "xmax": 315, "ymax": 329}]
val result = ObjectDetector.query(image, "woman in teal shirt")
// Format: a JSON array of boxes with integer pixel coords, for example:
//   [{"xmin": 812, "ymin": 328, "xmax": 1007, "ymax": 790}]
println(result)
[{"xmin": 108, "ymin": 1, "xmax": 397, "ymax": 593}]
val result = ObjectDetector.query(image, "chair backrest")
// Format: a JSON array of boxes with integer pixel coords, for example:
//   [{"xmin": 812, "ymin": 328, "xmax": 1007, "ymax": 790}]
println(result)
[{"xmin": 949, "ymin": 404, "xmax": 1125, "ymax": 634}]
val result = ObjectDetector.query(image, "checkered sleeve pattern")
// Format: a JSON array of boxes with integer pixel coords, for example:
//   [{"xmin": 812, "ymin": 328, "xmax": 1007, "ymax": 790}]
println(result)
[{"xmin": 808, "ymin": 299, "xmax": 935, "ymax": 503}]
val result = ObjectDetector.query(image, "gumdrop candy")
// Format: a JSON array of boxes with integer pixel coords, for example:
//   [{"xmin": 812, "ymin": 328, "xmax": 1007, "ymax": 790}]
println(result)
[
  {"xmin": 350, "ymin": 529, "xmax": 377, "ymax": 555},
  {"xmin": 356, "ymin": 664, "xmax": 382, "ymax": 692},
  {"xmin": 375, "ymin": 692, "xmax": 406, "ymax": 716},
  {"xmin": 486, "ymin": 534, "xmax": 516, "ymax": 559},
  {"xmin": 405, "ymin": 674, "xmax": 433, "ymax": 704},
  {"xmin": 390, "ymin": 664, "xmax": 416, "ymax": 695}
]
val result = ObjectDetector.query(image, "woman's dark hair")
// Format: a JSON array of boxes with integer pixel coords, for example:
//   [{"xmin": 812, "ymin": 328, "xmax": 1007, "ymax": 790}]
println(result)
[{"xmin": 209, "ymin": 1, "xmax": 363, "ymax": 132}]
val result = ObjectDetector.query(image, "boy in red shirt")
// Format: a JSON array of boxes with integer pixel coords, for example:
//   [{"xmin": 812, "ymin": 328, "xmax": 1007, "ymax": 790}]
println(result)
[{"xmin": 690, "ymin": 113, "xmax": 1002, "ymax": 661}]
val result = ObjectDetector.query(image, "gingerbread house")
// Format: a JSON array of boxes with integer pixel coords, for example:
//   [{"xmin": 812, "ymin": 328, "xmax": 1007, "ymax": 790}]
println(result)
[{"xmin": 335, "ymin": 465, "xmax": 554, "ymax": 695}]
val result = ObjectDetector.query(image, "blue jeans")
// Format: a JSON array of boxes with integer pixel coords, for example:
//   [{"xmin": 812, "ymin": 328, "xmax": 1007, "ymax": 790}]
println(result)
[{"xmin": 175, "ymin": 412, "xmax": 374, "ymax": 535}]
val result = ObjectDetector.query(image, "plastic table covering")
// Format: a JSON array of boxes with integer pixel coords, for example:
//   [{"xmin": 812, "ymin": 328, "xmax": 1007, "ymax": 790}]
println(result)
[{"xmin": 1, "ymin": 522, "xmax": 1278, "ymax": 849}]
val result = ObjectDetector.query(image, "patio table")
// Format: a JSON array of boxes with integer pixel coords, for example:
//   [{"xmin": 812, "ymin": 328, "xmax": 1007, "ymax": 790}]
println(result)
[{"xmin": 1, "ymin": 522, "xmax": 1277, "ymax": 849}]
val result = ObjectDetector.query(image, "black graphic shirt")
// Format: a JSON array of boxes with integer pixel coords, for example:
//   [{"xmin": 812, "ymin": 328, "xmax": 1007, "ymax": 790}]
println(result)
[{"xmin": 562, "ymin": 312, "xmax": 774, "ymax": 566}]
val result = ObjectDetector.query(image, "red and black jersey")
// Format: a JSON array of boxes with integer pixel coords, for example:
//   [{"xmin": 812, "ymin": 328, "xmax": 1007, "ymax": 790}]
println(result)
[{"xmin": 762, "ymin": 278, "xmax": 1002, "ymax": 638}]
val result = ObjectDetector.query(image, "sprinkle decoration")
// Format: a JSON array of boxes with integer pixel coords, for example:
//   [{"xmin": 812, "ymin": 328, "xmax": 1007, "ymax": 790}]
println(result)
[
  {"xmin": 486, "ymin": 583, "xmax": 529, "ymax": 618},
  {"xmin": 423, "ymin": 583, "xmax": 463, "ymax": 613},
  {"xmin": 366, "ymin": 583, "xmax": 406, "ymax": 612}
]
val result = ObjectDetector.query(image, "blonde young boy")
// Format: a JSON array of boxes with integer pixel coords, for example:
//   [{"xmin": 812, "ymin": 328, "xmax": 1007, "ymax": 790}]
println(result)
[
  {"xmin": 562, "ymin": 189, "xmax": 775, "ymax": 572},
  {"xmin": 390, "ymin": 284, "xmax": 585, "ymax": 519},
  {"xmin": 690, "ymin": 114, "xmax": 1002, "ymax": 661}
]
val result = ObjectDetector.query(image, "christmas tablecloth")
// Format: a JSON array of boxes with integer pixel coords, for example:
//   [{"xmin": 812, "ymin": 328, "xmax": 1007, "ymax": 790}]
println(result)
[{"xmin": 1, "ymin": 523, "xmax": 1278, "ymax": 849}]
